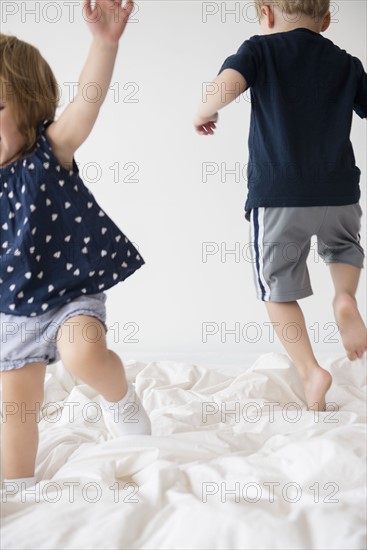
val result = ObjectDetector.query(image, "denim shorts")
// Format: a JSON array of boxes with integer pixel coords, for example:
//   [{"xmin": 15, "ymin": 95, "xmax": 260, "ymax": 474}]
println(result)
[
  {"xmin": 249, "ymin": 203, "xmax": 365, "ymax": 302},
  {"xmin": 0, "ymin": 292, "xmax": 107, "ymax": 372}
]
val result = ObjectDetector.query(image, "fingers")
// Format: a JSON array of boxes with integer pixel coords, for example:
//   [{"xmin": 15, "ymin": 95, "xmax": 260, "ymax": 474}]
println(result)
[
  {"xmin": 83, "ymin": 0, "xmax": 92, "ymax": 18},
  {"xmin": 104, "ymin": 0, "xmax": 134, "ymax": 11},
  {"xmin": 94, "ymin": 0, "xmax": 121, "ymax": 10},
  {"xmin": 204, "ymin": 122, "xmax": 216, "ymax": 135},
  {"xmin": 125, "ymin": 1, "xmax": 134, "ymax": 9},
  {"xmin": 123, "ymin": 0, "xmax": 134, "ymax": 16},
  {"xmin": 114, "ymin": 0, "xmax": 134, "ymax": 18},
  {"xmin": 195, "ymin": 122, "xmax": 217, "ymax": 135},
  {"xmin": 97, "ymin": 0, "xmax": 134, "ymax": 17}
]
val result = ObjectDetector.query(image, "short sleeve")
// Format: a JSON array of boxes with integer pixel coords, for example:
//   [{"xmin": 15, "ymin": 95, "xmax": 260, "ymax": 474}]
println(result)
[
  {"xmin": 217, "ymin": 37, "xmax": 261, "ymax": 88},
  {"xmin": 35, "ymin": 119, "xmax": 80, "ymax": 177},
  {"xmin": 352, "ymin": 56, "xmax": 367, "ymax": 119}
]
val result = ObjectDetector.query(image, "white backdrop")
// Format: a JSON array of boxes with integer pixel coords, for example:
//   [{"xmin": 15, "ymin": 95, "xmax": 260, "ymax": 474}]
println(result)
[{"xmin": 2, "ymin": 0, "xmax": 366, "ymax": 362}]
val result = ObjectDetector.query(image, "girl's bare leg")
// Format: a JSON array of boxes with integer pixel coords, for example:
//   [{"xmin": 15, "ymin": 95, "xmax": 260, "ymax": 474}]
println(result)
[
  {"xmin": 1, "ymin": 362, "xmax": 46, "ymax": 480},
  {"xmin": 55, "ymin": 315, "xmax": 128, "ymax": 402},
  {"xmin": 56, "ymin": 315, "xmax": 151, "ymax": 435}
]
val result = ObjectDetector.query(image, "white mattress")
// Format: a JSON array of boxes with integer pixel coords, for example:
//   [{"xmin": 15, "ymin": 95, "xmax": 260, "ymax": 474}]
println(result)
[{"xmin": 1, "ymin": 351, "xmax": 366, "ymax": 550}]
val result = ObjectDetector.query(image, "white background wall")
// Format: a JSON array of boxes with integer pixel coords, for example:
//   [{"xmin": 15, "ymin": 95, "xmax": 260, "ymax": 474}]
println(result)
[{"xmin": 3, "ymin": 0, "xmax": 366, "ymax": 362}]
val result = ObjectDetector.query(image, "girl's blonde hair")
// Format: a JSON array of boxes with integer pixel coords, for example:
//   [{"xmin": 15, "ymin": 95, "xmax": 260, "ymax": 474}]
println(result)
[
  {"xmin": 254, "ymin": 0, "xmax": 330, "ymax": 20},
  {"xmin": 0, "ymin": 34, "xmax": 59, "ymax": 156}
]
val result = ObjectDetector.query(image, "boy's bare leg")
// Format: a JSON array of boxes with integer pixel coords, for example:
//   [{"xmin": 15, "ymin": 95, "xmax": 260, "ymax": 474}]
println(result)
[
  {"xmin": 0, "ymin": 362, "xmax": 46, "ymax": 480},
  {"xmin": 329, "ymin": 263, "xmax": 367, "ymax": 360},
  {"xmin": 264, "ymin": 301, "xmax": 332, "ymax": 411}
]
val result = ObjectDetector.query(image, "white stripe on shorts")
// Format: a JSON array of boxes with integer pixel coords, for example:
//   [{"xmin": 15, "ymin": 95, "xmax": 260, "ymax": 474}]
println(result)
[{"xmin": 257, "ymin": 208, "xmax": 271, "ymax": 300}]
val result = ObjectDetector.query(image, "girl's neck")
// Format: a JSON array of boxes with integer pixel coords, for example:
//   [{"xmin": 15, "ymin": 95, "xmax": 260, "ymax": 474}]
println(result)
[
  {"xmin": 0, "ymin": 145, "xmax": 31, "ymax": 168},
  {"xmin": 0, "ymin": 153, "xmax": 22, "ymax": 169}
]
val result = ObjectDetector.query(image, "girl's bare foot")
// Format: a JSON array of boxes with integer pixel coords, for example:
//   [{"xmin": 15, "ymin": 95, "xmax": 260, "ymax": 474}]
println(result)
[
  {"xmin": 302, "ymin": 366, "xmax": 332, "ymax": 411},
  {"xmin": 333, "ymin": 293, "xmax": 367, "ymax": 361}
]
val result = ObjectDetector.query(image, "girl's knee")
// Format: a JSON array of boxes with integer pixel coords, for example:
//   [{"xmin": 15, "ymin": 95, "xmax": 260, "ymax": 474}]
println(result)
[{"xmin": 59, "ymin": 341, "xmax": 109, "ymax": 376}]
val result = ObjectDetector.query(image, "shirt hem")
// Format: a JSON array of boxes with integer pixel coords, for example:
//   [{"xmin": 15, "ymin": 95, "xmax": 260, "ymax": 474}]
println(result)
[
  {"xmin": 0, "ymin": 263, "xmax": 144, "ymax": 317},
  {"xmin": 245, "ymin": 195, "xmax": 360, "ymax": 208}
]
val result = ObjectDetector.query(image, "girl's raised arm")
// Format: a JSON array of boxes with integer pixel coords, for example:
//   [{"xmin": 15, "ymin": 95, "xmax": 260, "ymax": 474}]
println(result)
[{"xmin": 47, "ymin": 0, "xmax": 134, "ymax": 158}]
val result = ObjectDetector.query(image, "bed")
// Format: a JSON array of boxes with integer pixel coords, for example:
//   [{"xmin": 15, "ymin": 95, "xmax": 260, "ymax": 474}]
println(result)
[{"xmin": 1, "ymin": 351, "xmax": 366, "ymax": 550}]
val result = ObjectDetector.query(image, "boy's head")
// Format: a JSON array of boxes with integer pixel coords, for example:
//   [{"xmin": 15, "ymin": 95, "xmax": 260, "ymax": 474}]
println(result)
[
  {"xmin": 0, "ymin": 34, "xmax": 59, "ymax": 164},
  {"xmin": 254, "ymin": 1, "xmax": 331, "ymax": 35}
]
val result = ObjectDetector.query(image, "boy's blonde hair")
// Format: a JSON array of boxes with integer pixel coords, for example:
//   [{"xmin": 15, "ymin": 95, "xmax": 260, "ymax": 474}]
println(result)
[
  {"xmin": 254, "ymin": 0, "xmax": 330, "ymax": 20},
  {"xmin": 0, "ymin": 34, "xmax": 59, "ymax": 156}
]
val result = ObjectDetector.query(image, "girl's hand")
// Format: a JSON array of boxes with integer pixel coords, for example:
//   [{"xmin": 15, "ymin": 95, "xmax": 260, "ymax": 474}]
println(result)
[
  {"xmin": 194, "ymin": 112, "xmax": 218, "ymax": 135},
  {"xmin": 83, "ymin": 0, "xmax": 134, "ymax": 45}
]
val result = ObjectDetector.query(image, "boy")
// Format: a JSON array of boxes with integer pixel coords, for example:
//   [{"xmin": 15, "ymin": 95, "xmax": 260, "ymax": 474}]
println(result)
[{"xmin": 194, "ymin": 0, "xmax": 367, "ymax": 411}]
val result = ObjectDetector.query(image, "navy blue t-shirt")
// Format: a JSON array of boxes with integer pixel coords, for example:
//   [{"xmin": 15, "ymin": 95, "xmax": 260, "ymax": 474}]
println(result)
[{"xmin": 218, "ymin": 28, "xmax": 367, "ymax": 221}]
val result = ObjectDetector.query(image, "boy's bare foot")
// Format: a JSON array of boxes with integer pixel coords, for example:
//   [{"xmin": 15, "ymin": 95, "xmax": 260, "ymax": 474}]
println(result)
[
  {"xmin": 303, "ymin": 366, "xmax": 332, "ymax": 412},
  {"xmin": 332, "ymin": 293, "xmax": 367, "ymax": 361}
]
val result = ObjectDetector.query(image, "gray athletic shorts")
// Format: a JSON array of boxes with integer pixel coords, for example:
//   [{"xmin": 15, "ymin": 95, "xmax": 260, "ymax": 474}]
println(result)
[
  {"xmin": 249, "ymin": 203, "xmax": 365, "ymax": 302},
  {"xmin": 0, "ymin": 292, "xmax": 107, "ymax": 372}
]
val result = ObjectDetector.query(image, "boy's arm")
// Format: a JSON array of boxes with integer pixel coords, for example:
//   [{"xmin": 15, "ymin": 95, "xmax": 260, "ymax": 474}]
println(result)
[
  {"xmin": 47, "ymin": 0, "xmax": 133, "ymax": 156},
  {"xmin": 194, "ymin": 69, "xmax": 248, "ymax": 135}
]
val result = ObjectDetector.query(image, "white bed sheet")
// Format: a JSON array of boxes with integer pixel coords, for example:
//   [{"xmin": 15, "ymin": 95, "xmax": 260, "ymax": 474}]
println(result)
[{"xmin": 1, "ymin": 351, "xmax": 366, "ymax": 550}]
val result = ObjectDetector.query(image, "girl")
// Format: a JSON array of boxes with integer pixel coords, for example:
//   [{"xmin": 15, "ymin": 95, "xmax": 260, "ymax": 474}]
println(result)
[{"xmin": 0, "ymin": 0, "xmax": 151, "ymax": 494}]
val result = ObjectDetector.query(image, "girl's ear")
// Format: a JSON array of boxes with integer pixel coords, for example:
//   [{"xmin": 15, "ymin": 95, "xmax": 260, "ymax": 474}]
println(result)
[{"xmin": 321, "ymin": 11, "xmax": 331, "ymax": 32}]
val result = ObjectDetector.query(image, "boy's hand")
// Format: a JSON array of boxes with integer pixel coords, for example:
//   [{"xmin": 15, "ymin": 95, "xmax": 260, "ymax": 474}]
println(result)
[
  {"xmin": 194, "ymin": 112, "xmax": 218, "ymax": 135},
  {"xmin": 83, "ymin": 0, "xmax": 134, "ymax": 45}
]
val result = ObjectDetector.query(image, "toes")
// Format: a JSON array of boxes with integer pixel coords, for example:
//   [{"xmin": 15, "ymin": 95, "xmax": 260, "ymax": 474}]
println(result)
[{"xmin": 347, "ymin": 351, "xmax": 358, "ymax": 361}]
